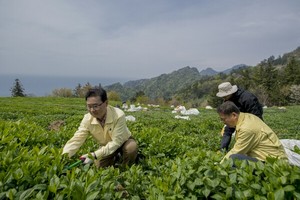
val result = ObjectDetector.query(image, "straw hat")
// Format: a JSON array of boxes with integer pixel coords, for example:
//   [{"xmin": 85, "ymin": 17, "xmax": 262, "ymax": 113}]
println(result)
[{"xmin": 216, "ymin": 82, "xmax": 238, "ymax": 97}]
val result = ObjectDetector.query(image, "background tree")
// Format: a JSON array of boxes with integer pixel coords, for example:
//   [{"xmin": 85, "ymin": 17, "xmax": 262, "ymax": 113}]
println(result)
[
  {"xmin": 232, "ymin": 68, "xmax": 253, "ymax": 90},
  {"xmin": 51, "ymin": 88, "xmax": 73, "ymax": 97},
  {"xmin": 290, "ymin": 85, "xmax": 300, "ymax": 104},
  {"xmin": 136, "ymin": 95, "xmax": 150, "ymax": 105},
  {"xmin": 283, "ymin": 57, "xmax": 300, "ymax": 85},
  {"xmin": 107, "ymin": 91, "xmax": 121, "ymax": 102},
  {"xmin": 257, "ymin": 61, "xmax": 280, "ymax": 106},
  {"xmin": 207, "ymin": 86, "xmax": 223, "ymax": 108},
  {"xmin": 10, "ymin": 78, "xmax": 26, "ymax": 97},
  {"xmin": 155, "ymin": 97, "xmax": 167, "ymax": 106},
  {"xmin": 251, "ymin": 85, "xmax": 269, "ymax": 107},
  {"xmin": 130, "ymin": 91, "xmax": 146, "ymax": 103},
  {"xmin": 82, "ymin": 82, "xmax": 93, "ymax": 95},
  {"xmin": 73, "ymin": 83, "xmax": 85, "ymax": 97}
]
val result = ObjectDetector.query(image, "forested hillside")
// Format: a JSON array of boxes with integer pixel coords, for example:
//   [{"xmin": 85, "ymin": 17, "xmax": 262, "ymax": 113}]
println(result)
[
  {"xmin": 105, "ymin": 66, "xmax": 201, "ymax": 101},
  {"xmin": 104, "ymin": 46, "xmax": 300, "ymax": 107},
  {"xmin": 42, "ymin": 46, "xmax": 300, "ymax": 107}
]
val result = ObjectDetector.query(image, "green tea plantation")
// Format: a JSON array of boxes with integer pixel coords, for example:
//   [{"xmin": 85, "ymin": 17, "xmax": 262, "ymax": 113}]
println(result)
[{"xmin": 0, "ymin": 97, "xmax": 300, "ymax": 199}]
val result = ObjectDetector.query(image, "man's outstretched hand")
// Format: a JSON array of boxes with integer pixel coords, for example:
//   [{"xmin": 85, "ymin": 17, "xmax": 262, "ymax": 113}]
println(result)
[{"xmin": 79, "ymin": 152, "xmax": 96, "ymax": 164}]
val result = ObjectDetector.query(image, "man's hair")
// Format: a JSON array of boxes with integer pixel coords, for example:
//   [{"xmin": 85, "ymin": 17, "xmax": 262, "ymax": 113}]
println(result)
[
  {"xmin": 217, "ymin": 101, "xmax": 240, "ymax": 115},
  {"xmin": 85, "ymin": 86, "xmax": 107, "ymax": 102}
]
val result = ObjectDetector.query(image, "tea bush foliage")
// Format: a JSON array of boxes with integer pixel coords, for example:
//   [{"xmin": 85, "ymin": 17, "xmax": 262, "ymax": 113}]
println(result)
[{"xmin": 0, "ymin": 97, "xmax": 299, "ymax": 199}]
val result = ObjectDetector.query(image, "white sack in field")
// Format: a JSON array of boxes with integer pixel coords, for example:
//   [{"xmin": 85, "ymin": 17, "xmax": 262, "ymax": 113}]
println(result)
[
  {"xmin": 125, "ymin": 115, "xmax": 136, "ymax": 122},
  {"xmin": 181, "ymin": 108, "xmax": 200, "ymax": 115},
  {"xmin": 280, "ymin": 139, "xmax": 300, "ymax": 167},
  {"xmin": 173, "ymin": 105, "xmax": 186, "ymax": 112},
  {"xmin": 127, "ymin": 105, "xmax": 143, "ymax": 112},
  {"xmin": 172, "ymin": 105, "xmax": 200, "ymax": 115},
  {"xmin": 205, "ymin": 105, "xmax": 213, "ymax": 109},
  {"xmin": 175, "ymin": 115, "xmax": 190, "ymax": 120}
]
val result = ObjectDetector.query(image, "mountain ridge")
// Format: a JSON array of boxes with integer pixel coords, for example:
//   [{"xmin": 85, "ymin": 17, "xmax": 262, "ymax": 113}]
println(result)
[
  {"xmin": 105, "ymin": 65, "xmax": 247, "ymax": 101},
  {"xmin": 198, "ymin": 64, "xmax": 248, "ymax": 76},
  {"xmin": 104, "ymin": 46, "xmax": 300, "ymax": 102},
  {"xmin": 105, "ymin": 66, "xmax": 201, "ymax": 100}
]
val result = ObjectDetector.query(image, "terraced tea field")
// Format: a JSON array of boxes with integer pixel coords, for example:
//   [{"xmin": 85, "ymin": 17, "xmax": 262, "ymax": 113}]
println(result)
[{"xmin": 0, "ymin": 97, "xmax": 299, "ymax": 199}]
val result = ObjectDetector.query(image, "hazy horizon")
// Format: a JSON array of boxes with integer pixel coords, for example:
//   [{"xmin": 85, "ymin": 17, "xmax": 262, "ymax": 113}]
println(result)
[
  {"xmin": 0, "ymin": 63, "xmax": 244, "ymax": 97},
  {"xmin": 0, "ymin": 74, "xmax": 132, "ymax": 97}
]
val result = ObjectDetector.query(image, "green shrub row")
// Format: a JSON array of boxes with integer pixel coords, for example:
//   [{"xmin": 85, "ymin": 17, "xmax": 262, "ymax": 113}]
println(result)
[{"xmin": 0, "ymin": 97, "xmax": 299, "ymax": 199}]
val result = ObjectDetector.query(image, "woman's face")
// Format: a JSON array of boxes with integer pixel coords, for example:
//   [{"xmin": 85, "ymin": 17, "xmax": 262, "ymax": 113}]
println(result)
[{"xmin": 86, "ymin": 96, "xmax": 107, "ymax": 119}]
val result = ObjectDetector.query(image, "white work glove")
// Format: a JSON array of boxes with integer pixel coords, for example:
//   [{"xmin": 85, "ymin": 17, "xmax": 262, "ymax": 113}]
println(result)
[{"xmin": 79, "ymin": 152, "xmax": 96, "ymax": 164}]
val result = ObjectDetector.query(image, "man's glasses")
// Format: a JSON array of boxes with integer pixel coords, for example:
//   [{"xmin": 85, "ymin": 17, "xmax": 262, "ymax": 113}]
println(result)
[{"xmin": 87, "ymin": 102, "xmax": 104, "ymax": 110}]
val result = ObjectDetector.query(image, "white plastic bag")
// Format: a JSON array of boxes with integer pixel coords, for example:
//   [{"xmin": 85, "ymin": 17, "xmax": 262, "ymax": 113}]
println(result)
[
  {"xmin": 280, "ymin": 139, "xmax": 300, "ymax": 167},
  {"xmin": 174, "ymin": 115, "xmax": 190, "ymax": 120},
  {"xmin": 125, "ymin": 115, "xmax": 136, "ymax": 122}
]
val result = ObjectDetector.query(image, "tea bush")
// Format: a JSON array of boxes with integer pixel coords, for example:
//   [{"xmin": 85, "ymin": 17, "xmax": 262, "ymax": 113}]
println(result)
[{"xmin": 0, "ymin": 97, "xmax": 299, "ymax": 199}]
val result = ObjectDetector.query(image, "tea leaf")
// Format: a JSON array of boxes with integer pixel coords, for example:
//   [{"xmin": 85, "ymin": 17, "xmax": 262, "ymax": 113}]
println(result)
[{"xmin": 274, "ymin": 188, "xmax": 284, "ymax": 200}]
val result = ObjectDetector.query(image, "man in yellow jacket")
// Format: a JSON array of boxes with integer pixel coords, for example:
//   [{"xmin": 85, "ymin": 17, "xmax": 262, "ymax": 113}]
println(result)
[
  {"xmin": 62, "ymin": 87, "xmax": 138, "ymax": 168},
  {"xmin": 217, "ymin": 101, "xmax": 287, "ymax": 164}
]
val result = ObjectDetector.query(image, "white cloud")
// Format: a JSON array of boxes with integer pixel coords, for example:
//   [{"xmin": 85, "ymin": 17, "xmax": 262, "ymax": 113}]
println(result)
[{"xmin": 0, "ymin": 0, "xmax": 300, "ymax": 79}]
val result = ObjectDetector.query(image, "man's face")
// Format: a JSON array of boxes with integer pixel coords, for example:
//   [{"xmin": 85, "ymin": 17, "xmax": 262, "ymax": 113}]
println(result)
[
  {"xmin": 222, "ymin": 94, "xmax": 232, "ymax": 101},
  {"xmin": 86, "ymin": 96, "xmax": 107, "ymax": 119},
  {"xmin": 218, "ymin": 112, "xmax": 238, "ymax": 128}
]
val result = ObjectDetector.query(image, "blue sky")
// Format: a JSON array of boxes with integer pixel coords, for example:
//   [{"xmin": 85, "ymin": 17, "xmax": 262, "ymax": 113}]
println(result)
[{"xmin": 1, "ymin": 0, "xmax": 300, "ymax": 80}]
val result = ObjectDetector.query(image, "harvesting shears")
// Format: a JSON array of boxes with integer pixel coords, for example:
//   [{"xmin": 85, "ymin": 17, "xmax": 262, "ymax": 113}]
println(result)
[
  {"xmin": 64, "ymin": 159, "xmax": 84, "ymax": 170},
  {"xmin": 64, "ymin": 157, "xmax": 87, "ymax": 170}
]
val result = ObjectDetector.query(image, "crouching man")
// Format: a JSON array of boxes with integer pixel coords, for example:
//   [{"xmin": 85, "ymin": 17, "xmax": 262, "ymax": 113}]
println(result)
[
  {"xmin": 217, "ymin": 101, "xmax": 287, "ymax": 164},
  {"xmin": 62, "ymin": 87, "xmax": 138, "ymax": 168}
]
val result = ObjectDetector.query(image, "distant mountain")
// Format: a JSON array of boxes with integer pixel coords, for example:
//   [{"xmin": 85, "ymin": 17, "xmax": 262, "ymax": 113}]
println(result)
[
  {"xmin": 199, "ymin": 68, "xmax": 218, "ymax": 76},
  {"xmin": 272, "ymin": 46, "xmax": 300, "ymax": 66},
  {"xmin": 285, "ymin": 46, "xmax": 300, "ymax": 60},
  {"xmin": 123, "ymin": 79, "xmax": 148, "ymax": 88},
  {"xmin": 104, "ymin": 82, "xmax": 136, "ymax": 101},
  {"xmin": 199, "ymin": 64, "xmax": 248, "ymax": 76},
  {"xmin": 221, "ymin": 64, "xmax": 248, "ymax": 74},
  {"xmin": 104, "ymin": 46, "xmax": 300, "ymax": 102},
  {"xmin": 105, "ymin": 66, "xmax": 201, "ymax": 101},
  {"xmin": 105, "ymin": 64, "xmax": 251, "ymax": 101}
]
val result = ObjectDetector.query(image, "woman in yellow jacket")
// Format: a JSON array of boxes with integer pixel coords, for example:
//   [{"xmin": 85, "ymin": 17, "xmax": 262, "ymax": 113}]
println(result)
[{"xmin": 217, "ymin": 101, "xmax": 287, "ymax": 164}]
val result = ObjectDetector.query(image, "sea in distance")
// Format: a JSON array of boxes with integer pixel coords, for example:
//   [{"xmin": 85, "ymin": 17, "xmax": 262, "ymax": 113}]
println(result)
[{"xmin": 0, "ymin": 74, "xmax": 132, "ymax": 97}]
